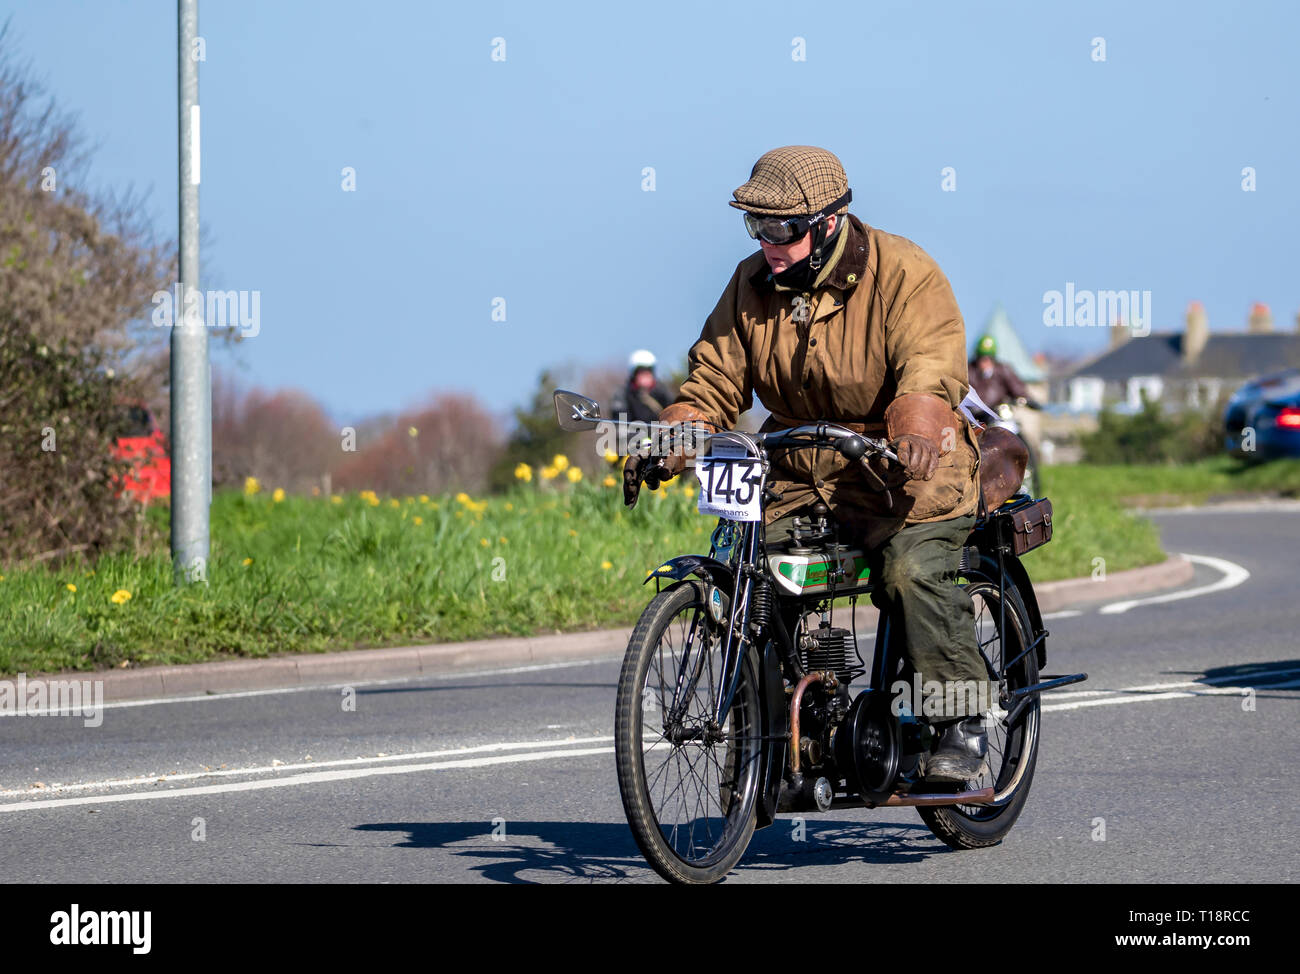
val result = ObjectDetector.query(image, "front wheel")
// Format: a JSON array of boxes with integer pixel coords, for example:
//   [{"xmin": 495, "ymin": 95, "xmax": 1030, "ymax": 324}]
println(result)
[
  {"xmin": 917, "ymin": 575, "xmax": 1040, "ymax": 849},
  {"xmin": 615, "ymin": 580, "xmax": 763, "ymax": 884}
]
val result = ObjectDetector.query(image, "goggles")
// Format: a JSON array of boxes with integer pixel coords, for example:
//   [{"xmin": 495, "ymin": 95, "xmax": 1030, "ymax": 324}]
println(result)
[{"xmin": 742, "ymin": 189, "xmax": 852, "ymax": 245}]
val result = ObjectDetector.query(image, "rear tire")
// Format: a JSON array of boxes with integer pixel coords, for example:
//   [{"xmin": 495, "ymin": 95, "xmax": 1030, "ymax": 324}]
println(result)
[{"xmin": 918, "ymin": 576, "xmax": 1039, "ymax": 849}]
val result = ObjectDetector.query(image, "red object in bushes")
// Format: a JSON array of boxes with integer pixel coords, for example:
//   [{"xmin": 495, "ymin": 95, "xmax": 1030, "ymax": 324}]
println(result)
[{"xmin": 112, "ymin": 403, "xmax": 171, "ymax": 503}]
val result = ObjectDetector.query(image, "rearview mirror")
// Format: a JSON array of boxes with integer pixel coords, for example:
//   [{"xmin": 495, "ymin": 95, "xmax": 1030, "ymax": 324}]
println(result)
[{"xmin": 553, "ymin": 390, "xmax": 602, "ymax": 431}]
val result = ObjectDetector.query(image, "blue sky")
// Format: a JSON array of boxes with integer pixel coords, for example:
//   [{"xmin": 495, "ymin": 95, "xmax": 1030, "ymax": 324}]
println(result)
[{"xmin": 7, "ymin": 0, "xmax": 1298, "ymax": 424}]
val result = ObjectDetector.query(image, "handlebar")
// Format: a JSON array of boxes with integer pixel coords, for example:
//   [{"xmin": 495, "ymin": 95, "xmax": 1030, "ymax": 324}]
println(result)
[
  {"xmin": 651, "ymin": 422, "xmax": 899, "ymax": 465},
  {"xmin": 754, "ymin": 424, "xmax": 899, "ymax": 464}
]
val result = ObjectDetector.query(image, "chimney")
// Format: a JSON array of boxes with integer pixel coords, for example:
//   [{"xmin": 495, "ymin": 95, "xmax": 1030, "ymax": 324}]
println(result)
[
  {"xmin": 1248, "ymin": 302, "xmax": 1273, "ymax": 334},
  {"xmin": 1109, "ymin": 317, "xmax": 1130, "ymax": 348},
  {"xmin": 1183, "ymin": 300, "xmax": 1208, "ymax": 364}
]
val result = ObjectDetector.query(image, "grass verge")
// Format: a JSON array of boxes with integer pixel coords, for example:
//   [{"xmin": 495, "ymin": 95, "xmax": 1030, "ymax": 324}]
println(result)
[{"xmin": 11, "ymin": 455, "xmax": 1286, "ymax": 675}]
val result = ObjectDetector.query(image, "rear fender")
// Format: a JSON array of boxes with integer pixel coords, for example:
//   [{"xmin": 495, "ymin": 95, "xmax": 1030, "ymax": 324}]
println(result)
[{"xmin": 1002, "ymin": 553, "xmax": 1047, "ymax": 669}]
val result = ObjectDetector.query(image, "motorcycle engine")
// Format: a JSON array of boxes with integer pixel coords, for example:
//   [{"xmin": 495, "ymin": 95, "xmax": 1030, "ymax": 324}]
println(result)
[{"xmin": 800, "ymin": 623, "xmax": 856, "ymax": 685}]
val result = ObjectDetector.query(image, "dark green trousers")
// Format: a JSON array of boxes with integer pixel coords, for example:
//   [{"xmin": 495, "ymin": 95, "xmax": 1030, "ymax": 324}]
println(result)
[
  {"xmin": 865, "ymin": 514, "xmax": 987, "ymax": 719},
  {"xmin": 769, "ymin": 512, "xmax": 987, "ymax": 719}
]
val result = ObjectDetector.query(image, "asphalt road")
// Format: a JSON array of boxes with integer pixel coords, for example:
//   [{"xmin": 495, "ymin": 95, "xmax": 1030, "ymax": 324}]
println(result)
[{"xmin": 2, "ymin": 503, "xmax": 1297, "ymax": 884}]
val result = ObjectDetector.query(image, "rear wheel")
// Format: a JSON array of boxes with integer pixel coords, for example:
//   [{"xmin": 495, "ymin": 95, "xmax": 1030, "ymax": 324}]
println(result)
[
  {"xmin": 918, "ymin": 576, "xmax": 1039, "ymax": 849},
  {"xmin": 615, "ymin": 580, "xmax": 762, "ymax": 884}
]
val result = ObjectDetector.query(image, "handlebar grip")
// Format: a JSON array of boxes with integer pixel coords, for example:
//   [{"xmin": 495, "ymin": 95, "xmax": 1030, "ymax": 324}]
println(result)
[{"xmin": 838, "ymin": 435, "xmax": 867, "ymax": 461}]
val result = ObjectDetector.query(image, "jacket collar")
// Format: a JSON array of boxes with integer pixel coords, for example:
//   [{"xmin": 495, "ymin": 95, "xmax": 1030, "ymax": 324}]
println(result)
[{"xmin": 748, "ymin": 212, "xmax": 871, "ymax": 295}]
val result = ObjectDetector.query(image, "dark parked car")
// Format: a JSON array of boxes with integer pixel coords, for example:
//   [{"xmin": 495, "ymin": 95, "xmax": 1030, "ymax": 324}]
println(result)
[{"xmin": 1224, "ymin": 369, "xmax": 1300, "ymax": 459}]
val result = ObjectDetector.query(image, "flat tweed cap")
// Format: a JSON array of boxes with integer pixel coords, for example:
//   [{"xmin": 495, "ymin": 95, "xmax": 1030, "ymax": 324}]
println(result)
[{"xmin": 730, "ymin": 145, "xmax": 849, "ymax": 217}]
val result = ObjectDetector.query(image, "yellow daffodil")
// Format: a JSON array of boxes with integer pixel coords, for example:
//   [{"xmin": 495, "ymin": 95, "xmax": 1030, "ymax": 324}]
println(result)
[
  {"xmin": 66, "ymin": 583, "xmax": 76, "ymax": 593},
  {"xmin": 272, "ymin": 488, "xmax": 285, "ymax": 503},
  {"xmin": 480, "ymin": 537, "xmax": 490, "ymax": 547},
  {"xmin": 504, "ymin": 502, "xmax": 513, "ymax": 511},
  {"xmin": 540, "ymin": 465, "xmax": 558, "ymax": 480},
  {"xmin": 388, "ymin": 498, "xmax": 401, "ymax": 509},
  {"xmin": 242, "ymin": 557, "xmax": 252, "ymax": 566},
  {"xmin": 110, "ymin": 589, "xmax": 132, "ymax": 605},
  {"xmin": 566, "ymin": 467, "xmax": 582, "ymax": 483},
  {"xmin": 683, "ymin": 485, "xmax": 697, "ymax": 498},
  {"xmin": 413, "ymin": 516, "xmax": 423, "ymax": 525},
  {"xmin": 568, "ymin": 529, "xmax": 578, "ymax": 538},
  {"xmin": 513, "ymin": 463, "xmax": 533, "ymax": 482},
  {"xmin": 419, "ymin": 494, "xmax": 430, "ymax": 504},
  {"xmin": 331, "ymin": 494, "xmax": 343, "ymax": 504},
  {"xmin": 455, "ymin": 491, "xmax": 471, "ymax": 505},
  {"xmin": 498, "ymin": 536, "xmax": 507, "ymax": 544},
  {"xmin": 602, "ymin": 475, "xmax": 617, "ymax": 487},
  {"xmin": 551, "ymin": 454, "xmax": 570, "ymax": 472},
  {"xmin": 601, "ymin": 560, "xmax": 613, "ymax": 570},
  {"xmin": 603, "ymin": 449, "xmax": 618, "ymax": 464},
  {"xmin": 244, "ymin": 476, "xmax": 261, "ymax": 496}
]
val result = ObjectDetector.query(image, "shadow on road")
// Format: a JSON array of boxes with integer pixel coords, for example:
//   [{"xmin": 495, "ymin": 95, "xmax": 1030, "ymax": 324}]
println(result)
[
  {"xmin": 355, "ymin": 817, "xmax": 948, "ymax": 883},
  {"xmin": 1181, "ymin": 659, "xmax": 1300, "ymax": 698}
]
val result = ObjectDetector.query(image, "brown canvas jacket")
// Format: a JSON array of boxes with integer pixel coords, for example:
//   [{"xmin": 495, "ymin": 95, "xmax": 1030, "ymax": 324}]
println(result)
[{"xmin": 672, "ymin": 213, "xmax": 981, "ymax": 549}]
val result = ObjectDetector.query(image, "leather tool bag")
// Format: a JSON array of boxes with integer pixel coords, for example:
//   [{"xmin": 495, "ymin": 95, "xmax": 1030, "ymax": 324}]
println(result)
[{"xmin": 1004, "ymin": 498, "xmax": 1053, "ymax": 555}]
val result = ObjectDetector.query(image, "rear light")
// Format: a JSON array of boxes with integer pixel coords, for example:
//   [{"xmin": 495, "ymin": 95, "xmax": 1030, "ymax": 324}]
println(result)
[{"xmin": 1276, "ymin": 407, "xmax": 1300, "ymax": 429}]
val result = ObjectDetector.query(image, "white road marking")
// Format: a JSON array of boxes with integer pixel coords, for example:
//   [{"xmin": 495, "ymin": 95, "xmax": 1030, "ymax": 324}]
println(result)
[
  {"xmin": 1042, "ymin": 610, "xmax": 1082, "ymax": 620},
  {"xmin": 0, "ymin": 745, "xmax": 616, "ymax": 814},
  {"xmin": 1044, "ymin": 680, "xmax": 1300, "ymax": 712},
  {"xmin": 1098, "ymin": 553, "xmax": 1249, "ymax": 615},
  {"xmin": 1040, "ymin": 667, "xmax": 1300, "ymax": 700},
  {"xmin": 0, "ymin": 735, "xmax": 615, "ymax": 798}
]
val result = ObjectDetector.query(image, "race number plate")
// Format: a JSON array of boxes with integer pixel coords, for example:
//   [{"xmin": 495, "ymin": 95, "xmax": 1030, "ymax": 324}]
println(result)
[{"xmin": 694, "ymin": 444, "xmax": 763, "ymax": 522}]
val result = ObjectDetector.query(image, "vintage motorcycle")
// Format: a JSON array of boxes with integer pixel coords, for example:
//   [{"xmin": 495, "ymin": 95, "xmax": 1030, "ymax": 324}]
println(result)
[{"xmin": 555, "ymin": 390, "xmax": 1087, "ymax": 885}]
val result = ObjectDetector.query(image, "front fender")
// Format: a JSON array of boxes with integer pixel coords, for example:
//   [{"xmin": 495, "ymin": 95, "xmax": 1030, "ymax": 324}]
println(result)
[{"xmin": 643, "ymin": 555, "xmax": 735, "ymax": 591}]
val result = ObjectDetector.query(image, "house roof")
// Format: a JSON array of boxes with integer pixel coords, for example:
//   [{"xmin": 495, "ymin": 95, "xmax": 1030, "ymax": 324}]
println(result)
[
  {"xmin": 972, "ymin": 305, "xmax": 1045, "ymax": 381},
  {"xmin": 1068, "ymin": 331, "xmax": 1300, "ymax": 382}
]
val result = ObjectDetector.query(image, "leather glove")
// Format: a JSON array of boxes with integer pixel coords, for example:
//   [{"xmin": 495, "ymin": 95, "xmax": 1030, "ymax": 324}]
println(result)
[
  {"xmin": 884, "ymin": 392, "xmax": 958, "ymax": 483},
  {"xmin": 623, "ymin": 450, "xmax": 685, "ymax": 507},
  {"xmin": 622, "ymin": 401, "xmax": 712, "ymax": 508},
  {"xmin": 891, "ymin": 433, "xmax": 939, "ymax": 481}
]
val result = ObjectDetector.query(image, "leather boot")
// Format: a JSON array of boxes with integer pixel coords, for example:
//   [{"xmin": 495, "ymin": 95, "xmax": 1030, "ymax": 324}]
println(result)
[{"xmin": 924, "ymin": 716, "xmax": 988, "ymax": 782}]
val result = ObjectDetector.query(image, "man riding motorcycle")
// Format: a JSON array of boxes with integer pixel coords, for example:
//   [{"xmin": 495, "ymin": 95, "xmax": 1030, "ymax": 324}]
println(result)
[{"xmin": 624, "ymin": 145, "xmax": 990, "ymax": 781}]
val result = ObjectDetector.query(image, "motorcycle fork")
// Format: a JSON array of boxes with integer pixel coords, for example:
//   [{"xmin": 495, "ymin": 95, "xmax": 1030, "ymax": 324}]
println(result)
[
  {"xmin": 713, "ymin": 521, "xmax": 760, "ymax": 723},
  {"xmin": 664, "ymin": 521, "xmax": 757, "ymax": 729}
]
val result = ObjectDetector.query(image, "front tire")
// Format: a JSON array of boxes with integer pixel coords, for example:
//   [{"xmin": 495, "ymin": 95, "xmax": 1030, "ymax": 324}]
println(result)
[{"xmin": 615, "ymin": 580, "xmax": 762, "ymax": 884}]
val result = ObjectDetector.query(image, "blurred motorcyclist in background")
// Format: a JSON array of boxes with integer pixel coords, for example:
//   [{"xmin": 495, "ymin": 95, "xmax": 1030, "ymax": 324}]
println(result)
[
  {"xmin": 968, "ymin": 334, "xmax": 1041, "ymax": 411},
  {"xmin": 610, "ymin": 350, "xmax": 675, "ymax": 426}
]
